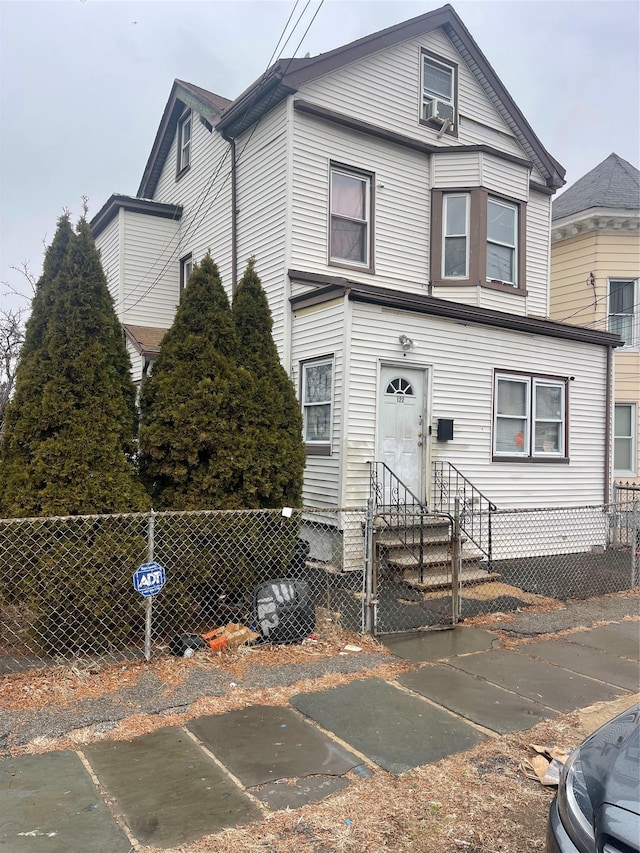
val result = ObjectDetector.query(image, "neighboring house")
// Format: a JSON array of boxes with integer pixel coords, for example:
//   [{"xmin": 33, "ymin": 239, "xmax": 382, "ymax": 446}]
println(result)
[
  {"xmin": 550, "ymin": 154, "xmax": 640, "ymax": 489},
  {"xmin": 91, "ymin": 3, "xmax": 621, "ymax": 525}
]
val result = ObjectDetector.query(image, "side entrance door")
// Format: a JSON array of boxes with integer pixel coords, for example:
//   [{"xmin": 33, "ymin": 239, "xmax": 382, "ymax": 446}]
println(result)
[{"xmin": 378, "ymin": 365, "xmax": 427, "ymax": 502}]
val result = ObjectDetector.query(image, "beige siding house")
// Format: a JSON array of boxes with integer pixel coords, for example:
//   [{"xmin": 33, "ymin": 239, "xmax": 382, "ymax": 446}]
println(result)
[
  {"xmin": 550, "ymin": 154, "xmax": 640, "ymax": 488},
  {"xmin": 91, "ymin": 4, "xmax": 620, "ymax": 522}
]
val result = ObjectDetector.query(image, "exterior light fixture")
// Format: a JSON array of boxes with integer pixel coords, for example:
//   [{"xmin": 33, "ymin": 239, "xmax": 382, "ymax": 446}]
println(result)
[{"xmin": 399, "ymin": 334, "xmax": 414, "ymax": 351}]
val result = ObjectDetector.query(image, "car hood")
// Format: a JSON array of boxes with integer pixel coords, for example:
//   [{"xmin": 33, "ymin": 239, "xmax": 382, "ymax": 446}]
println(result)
[{"xmin": 581, "ymin": 703, "xmax": 640, "ymax": 816}]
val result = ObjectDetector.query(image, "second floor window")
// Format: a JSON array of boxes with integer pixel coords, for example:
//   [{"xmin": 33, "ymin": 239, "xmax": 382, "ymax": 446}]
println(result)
[
  {"xmin": 178, "ymin": 109, "xmax": 192, "ymax": 174},
  {"xmin": 443, "ymin": 194, "xmax": 469, "ymax": 278},
  {"xmin": 329, "ymin": 165, "xmax": 372, "ymax": 268},
  {"xmin": 608, "ymin": 279, "xmax": 637, "ymax": 347},
  {"xmin": 487, "ymin": 198, "xmax": 518, "ymax": 286},
  {"xmin": 180, "ymin": 253, "xmax": 193, "ymax": 293}
]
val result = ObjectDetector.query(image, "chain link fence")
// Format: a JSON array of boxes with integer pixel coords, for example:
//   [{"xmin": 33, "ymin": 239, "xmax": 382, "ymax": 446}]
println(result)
[
  {"xmin": 370, "ymin": 502, "xmax": 639, "ymax": 633},
  {"xmin": 1, "ymin": 501, "xmax": 638, "ymax": 667},
  {"xmin": 0, "ymin": 508, "xmax": 367, "ymax": 672}
]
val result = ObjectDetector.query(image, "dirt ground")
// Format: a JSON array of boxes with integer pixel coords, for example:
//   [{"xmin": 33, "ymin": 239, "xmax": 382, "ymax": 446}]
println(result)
[{"xmin": 1, "ymin": 590, "xmax": 638, "ymax": 853}]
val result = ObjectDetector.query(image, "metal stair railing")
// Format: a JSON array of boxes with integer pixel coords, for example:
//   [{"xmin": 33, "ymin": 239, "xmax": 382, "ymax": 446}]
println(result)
[
  {"xmin": 368, "ymin": 461, "xmax": 451, "ymax": 584},
  {"xmin": 432, "ymin": 461, "xmax": 496, "ymax": 567}
]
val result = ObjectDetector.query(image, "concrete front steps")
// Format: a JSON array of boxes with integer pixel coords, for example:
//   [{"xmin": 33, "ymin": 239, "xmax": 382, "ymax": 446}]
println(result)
[{"xmin": 374, "ymin": 514, "xmax": 497, "ymax": 591}]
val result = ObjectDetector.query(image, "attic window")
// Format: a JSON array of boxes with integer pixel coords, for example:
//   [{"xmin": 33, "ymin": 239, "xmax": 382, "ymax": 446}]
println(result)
[
  {"xmin": 177, "ymin": 109, "xmax": 192, "ymax": 176},
  {"xmin": 420, "ymin": 50, "xmax": 457, "ymax": 135}
]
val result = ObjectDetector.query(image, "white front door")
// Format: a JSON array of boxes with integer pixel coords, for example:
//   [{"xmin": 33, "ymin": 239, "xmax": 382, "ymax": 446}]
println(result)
[{"xmin": 379, "ymin": 365, "xmax": 426, "ymax": 501}]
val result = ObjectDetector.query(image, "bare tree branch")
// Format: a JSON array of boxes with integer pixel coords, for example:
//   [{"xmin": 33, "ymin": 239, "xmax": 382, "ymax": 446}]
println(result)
[{"xmin": 0, "ymin": 307, "xmax": 25, "ymax": 437}]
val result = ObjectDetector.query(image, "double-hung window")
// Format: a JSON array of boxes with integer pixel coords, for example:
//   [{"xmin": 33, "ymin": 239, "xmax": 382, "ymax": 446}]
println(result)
[
  {"xmin": 608, "ymin": 279, "xmax": 637, "ymax": 347},
  {"xmin": 420, "ymin": 50, "xmax": 456, "ymax": 131},
  {"xmin": 614, "ymin": 403, "xmax": 637, "ymax": 476},
  {"xmin": 301, "ymin": 358, "xmax": 333, "ymax": 453},
  {"xmin": 329, "ymin": 166, "xmax": 372, "ymax": 268},
  {"xmin": 442, "ymin": 194, "xmax": 469, "ymax": 278},
  {"xmin": 177, "ymin": 109, "xmax": 192, "ymax": 174},
  {"xmin": 494, "ymin": 372, "xmax": 566, "ymax": 460},
  {"xmin": 487, "ymin": 198, "xmax": 518, "ymax": 286}
]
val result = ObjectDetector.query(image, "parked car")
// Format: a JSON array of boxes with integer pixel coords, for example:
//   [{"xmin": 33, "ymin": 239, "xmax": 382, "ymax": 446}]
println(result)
[{"xmin": 547, "ymin": 703, "xmax": 639, "ymax": 852}]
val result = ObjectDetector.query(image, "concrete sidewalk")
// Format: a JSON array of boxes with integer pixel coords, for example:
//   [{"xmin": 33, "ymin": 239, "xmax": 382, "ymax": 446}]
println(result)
[{"xmin": 1, "ymin": 598, "xmax": 638, "ymax": 851}]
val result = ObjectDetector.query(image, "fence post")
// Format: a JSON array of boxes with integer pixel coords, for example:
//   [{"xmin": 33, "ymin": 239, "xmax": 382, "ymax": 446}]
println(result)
[
  {"xmin": 363, "ymin": 498, "xmax": 376, "ymax": 634},
  {"xmin": 633, "ymin": 495, "xmax": 639, "ymax": 589},
  {"xmin": 144, "ymin": 509, "xmax": 156, "ymax": 663},
  {"xmin": 451, "ymin": 498, "xmax": 461, "ymax": 625}
]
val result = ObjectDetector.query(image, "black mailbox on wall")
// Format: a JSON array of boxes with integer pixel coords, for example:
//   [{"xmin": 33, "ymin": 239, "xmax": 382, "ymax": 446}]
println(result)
[{"xmin": 437, "ymin": 418, "xmax": 454, "ymax": 441}]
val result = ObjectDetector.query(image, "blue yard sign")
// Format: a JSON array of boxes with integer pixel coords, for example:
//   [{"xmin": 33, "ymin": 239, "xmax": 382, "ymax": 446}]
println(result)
[{"xmin": 133, "ymin": 562, "xmax": 166, "ymax": 597}]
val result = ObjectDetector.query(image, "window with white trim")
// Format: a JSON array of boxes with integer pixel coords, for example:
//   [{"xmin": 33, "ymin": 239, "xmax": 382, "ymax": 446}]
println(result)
[
  {"xmin": 614, "ymin": 403, "xmax": 637, "ymax": 476},
  {"xmin": 420, "ymin": 51, "xmax": 456, "ymax": 131},
  {"xmin": 301, "ymin": 358, "xmax": 333, "ymax": 451},
  {"xmin": 493, "ymin": 373, "xmax": 566, "ymax": 459},
  {"xmin": 180, "ymin": 253, "xmax": 193, "ymax": 293},
  {"xmin": 177, "ymin": 109, "xmax": 192, "ymax": 174},
  {"xmin": 442, "ymin": 194, "xmax": 469, "ymax": 278},
  {"xmin": 608, "ymin": 279, "xmax": 637, "ymax": 348},
  {"xmin": 487, "ymin": 197, "xmax": 518, "ymax": 286},
  {"xmin": 329, "ymin": 165, "xmax": 372, "ymax": 268}
]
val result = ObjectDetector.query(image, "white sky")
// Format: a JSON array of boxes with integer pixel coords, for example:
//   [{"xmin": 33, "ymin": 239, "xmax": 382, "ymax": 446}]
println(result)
[{"xmin": 1, "ymin": 0, "xmax": 639, "ymax": 311}]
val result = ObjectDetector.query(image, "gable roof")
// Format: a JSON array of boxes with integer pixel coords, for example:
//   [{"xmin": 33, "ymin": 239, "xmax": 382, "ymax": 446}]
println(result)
[
  {"xmin": 552, "ymin": 153, "xmax": 640, "ymax": 221},
  {"xmin": 216, "ymin": 3, "xmax": 564, "ymax": 188},
  {"xmin": 138, "ymin": 79, "xmax": 231, "ymax": 198}
]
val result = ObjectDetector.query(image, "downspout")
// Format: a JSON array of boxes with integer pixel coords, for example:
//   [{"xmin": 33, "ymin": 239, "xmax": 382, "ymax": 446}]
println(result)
[
  {"xmin": 604, "ymin": 345, "xmax": 613, "ymax": 504},
  {"xmin": 222, "ymin": 132, "xmax": 238, "ymax": 296}
]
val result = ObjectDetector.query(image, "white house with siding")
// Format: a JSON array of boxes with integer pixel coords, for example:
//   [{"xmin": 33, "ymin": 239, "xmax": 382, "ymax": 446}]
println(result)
[{"xmin": 91, "ymin": 4, "xmax": 621, "ymax": 522}]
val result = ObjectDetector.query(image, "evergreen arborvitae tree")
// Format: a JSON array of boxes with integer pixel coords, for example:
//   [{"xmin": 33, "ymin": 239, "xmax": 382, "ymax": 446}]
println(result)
[
  {"xmin": 0, "ymin": 216, "xmax": 149, "ymax": 517},
  {"xmin": 232, "ymin": 258, "xmax": 305, "ymax": 507},
  {"xmin": 138, "ymin": 253, "xmax": 253, "ymax": 510}
]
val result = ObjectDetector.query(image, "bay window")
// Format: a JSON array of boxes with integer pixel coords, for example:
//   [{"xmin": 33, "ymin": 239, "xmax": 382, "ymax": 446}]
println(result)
[{"xmin": 431, "ymin": 188, "xmax": 526, "ymax": 293}]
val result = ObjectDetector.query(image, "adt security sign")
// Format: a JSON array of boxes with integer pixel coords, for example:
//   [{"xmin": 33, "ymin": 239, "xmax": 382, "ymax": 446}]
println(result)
[{"xmin": 133, "ymin": 562, "xmax": 166, "ymax": 597}]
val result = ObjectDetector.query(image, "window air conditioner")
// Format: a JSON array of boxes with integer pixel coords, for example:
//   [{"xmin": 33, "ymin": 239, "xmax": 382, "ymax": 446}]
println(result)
[{"xmin": 423, "ymin": 98, "xmax": 454, "ymax": 127}]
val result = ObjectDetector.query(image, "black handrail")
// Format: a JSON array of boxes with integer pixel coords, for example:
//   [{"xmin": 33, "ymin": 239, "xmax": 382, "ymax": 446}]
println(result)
[
  {"xmin": 368, "ymin": 461, "xmax": 450, "ymax": 583},
  {"xmin": 432, "ymin": 461, "xmax": 495, "ymax": 566}
]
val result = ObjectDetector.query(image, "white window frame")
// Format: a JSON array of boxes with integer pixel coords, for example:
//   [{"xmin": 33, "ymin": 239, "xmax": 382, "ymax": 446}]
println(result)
[
  {"xmin": 442, "ymin": 193, "xmax": 469, "ymax": 279},
  {"xmin": 487, "ymin": 197, "xmax": 518, "ymax": 287},
  {"xmin": 301, "ymin": 357, "xmax": 333, "ymax": 450},
  {"xmin": 329, "ymin": 165, "xmax": 372, "ymax": 268},
  {"xmin": 493, "ymin": 372, "xmax": 567, "ymax": 459},
  {"xmin": 180, "ymin": 253, "xmax": 193, "ymax": 293},
  {"xmin": 178, "ymin": 109, "xmax": 192, "ymax": 173},
  {"xmin": 614, "ymin": 402, "xmax": 637, "ymax": 477},
  {"xmin": 607, "ymin": 278, "xmax": 638, "ymax": 349},
  {"xmin": 421, "ymin": 53, "xmax": 455, "ymax": 123}
]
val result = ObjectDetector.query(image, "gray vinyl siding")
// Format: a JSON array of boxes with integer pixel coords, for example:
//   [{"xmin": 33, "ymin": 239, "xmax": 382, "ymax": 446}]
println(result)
[
  {"xmin": 120, "ymin": 210, "xmax": 180, "ymax": 328},
  {"xmin": 345, "ymin": 301, "xmax": 609, "ymax": 509},
  {"xmin": 126, "ymin": 340, "xmax": 144, "ymax": 385},
  {"xmin": 235, "ymin": 101, "xmax": 289, "ymax": 352},
  {"xmin": 299, "ymin": 28, "xmax": 522, "ymax": 156},
  {"xmin": 152, "ymin": 110, "xmax": 233, "ymax": 294},
  {"xmin": 291, "ymin": 110, "xmax": 430, "ymax": 291},
  {"xmin": 525, "ymin": 191, "xmax": 552, "ymax": 317},
  {"xmin": 291, "ymin": 300, "xmax": 345, "ymax": 508},
  {"xmin": 94, "ymin": 216, "xmax": 121, "ymax": 318}
]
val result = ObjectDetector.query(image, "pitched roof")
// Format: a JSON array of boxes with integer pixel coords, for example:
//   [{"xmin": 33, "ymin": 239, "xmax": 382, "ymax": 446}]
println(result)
[
  {"xmin": 123, "ymin": 324, "xmax": 167, "ymax": 356},
  {"xmin": 138, "ymin": 79, "xmax": 230, "ymax": 198},
  {"xmin": 288, "ymin": 269, "xmax": 622, "ymax": 348},
  {"xmin": 216, "ymin": 3, "xmax": 564, "ymax": 188},
  {"xmin": 553, "ymin": 153, "xmax": 640, "ymax": 221}
]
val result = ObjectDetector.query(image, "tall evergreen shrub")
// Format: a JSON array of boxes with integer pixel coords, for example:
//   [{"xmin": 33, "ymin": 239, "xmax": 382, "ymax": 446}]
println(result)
[
  {"xmin": 138, "ymin": 254, "xmax": 252, "ymax": 509},
  {"xmin": 232, "ymin": 258, "xmax": 305, "ymax": 507},
  {"xmin": 0, "ymin": 216, "xmax": 148, "ymax": 517}
]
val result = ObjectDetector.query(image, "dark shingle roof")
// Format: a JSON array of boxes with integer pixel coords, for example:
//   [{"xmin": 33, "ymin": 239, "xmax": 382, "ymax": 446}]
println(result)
[{"xmin": 553, "ymin": 153, "xmax": 640, "ymax": 220}]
